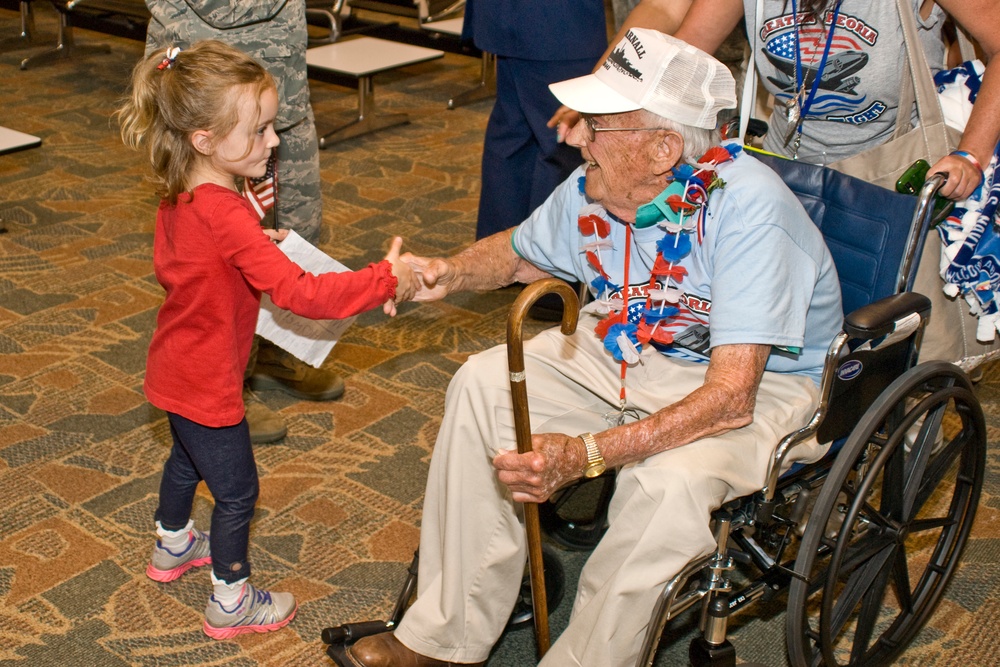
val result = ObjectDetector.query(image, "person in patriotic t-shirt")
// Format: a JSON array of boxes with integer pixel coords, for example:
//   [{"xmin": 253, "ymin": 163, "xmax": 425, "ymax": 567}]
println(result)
[
  {"xmin": 335, "ymin": 30, "xmax": 841, "ymax": 667},
  {"xmin": 117, "ymin": 40, "xmax": 415, "ymax": 640},
  {"xmin": 605, "ymin": 0, "xmax": 1000, "ymax": 202}
]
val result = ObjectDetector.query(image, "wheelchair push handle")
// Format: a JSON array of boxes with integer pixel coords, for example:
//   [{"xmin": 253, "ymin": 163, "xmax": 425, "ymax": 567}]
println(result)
[
  {"xmin": 505, "ymin": 278, "xmax": 579, "ymax": 657},
  {"xmin": 917, "ymin": 171, "xmax": 947, "ymax": 201},
  {"xmin": 897, "ymin": 172, "xmax": 948, "ymax": 295}
]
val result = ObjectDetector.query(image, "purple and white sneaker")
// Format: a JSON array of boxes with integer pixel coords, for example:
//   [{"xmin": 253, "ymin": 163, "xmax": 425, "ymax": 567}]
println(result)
[
  {"xmin": 145, "ymin": 528, "xmax": 211, "ymax": 582},
  {"xmin": 203, "ymin": 582, "xmax": 297, "ymax": 639}
]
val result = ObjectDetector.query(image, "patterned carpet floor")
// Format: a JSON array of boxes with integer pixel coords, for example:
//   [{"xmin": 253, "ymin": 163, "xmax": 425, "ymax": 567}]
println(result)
[{"xmin": 1, "ymin": 5, "xmax": 999, "ymax": 667}]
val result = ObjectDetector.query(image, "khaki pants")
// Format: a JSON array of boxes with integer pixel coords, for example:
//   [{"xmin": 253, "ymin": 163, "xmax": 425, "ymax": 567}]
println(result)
[{"xmin": 395, "ymin": 312, "xmax": 824, "ymax": 666}]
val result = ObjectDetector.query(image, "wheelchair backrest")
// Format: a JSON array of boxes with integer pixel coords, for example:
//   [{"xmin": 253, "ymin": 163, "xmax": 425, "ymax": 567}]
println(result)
[
  {"xmin": 753, "ymin": 153, "xmax": 923, "ymax": 314},
  {"xmin": 754, "ymin": 152, "xmax": 931, "ymax": 445}
]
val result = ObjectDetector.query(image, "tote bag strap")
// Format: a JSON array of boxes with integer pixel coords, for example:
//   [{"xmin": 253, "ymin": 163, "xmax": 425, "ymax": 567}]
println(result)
[
  {"xmin": 894, "ymin": 60, "xmax": 916, "ymax": 140},
  {"xmin": 956, "ymin": 25, "xmax": 976, "ymax": 63},
  {"xmin": 737, "ymin": 0, "xmax": 764, "ymax": 143},
  {"xmin": 896, "ymin": 0, "xmax": 948, "ymax": 132}
]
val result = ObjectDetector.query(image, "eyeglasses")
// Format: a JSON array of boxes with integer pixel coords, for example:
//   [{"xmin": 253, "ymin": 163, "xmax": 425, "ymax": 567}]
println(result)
[{"xmin": 582, "ymin": 114, "xmax": 665, "ymax": 142}]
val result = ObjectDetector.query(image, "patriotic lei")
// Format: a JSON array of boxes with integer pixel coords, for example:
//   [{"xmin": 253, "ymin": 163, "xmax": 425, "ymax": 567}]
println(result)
[{"xmin": 579, "ymin": 143, "xmax": 742, "ymax": 365}]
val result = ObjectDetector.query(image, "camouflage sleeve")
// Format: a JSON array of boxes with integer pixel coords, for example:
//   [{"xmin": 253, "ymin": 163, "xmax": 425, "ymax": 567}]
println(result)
[{"xmin": 180, "ymin": 0, "xmax": 290, "ymax": 29}]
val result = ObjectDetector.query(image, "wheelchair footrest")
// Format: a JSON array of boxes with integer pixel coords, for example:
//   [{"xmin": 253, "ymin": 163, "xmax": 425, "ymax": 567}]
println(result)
[
  {"xmin": 326, "ymin": 641, "xmax": 355, "ymax": 667},
  {"xmin": 325, "ymin": 622, "xmax": 394, "ymax": 667},
  {"xmin": 322, "ymin": 619, "xmax": 393, "ymax": 646}
]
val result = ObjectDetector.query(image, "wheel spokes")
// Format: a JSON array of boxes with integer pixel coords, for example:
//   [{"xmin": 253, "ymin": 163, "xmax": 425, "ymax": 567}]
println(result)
[
  {"xmin": 827, "ymin": 541, "xmax": 894, "ymax": 640},
  {"xmin": 787, "ymin": 366, "xmax": 986, "ymax": 667},
  {"xmin": 912, "ymin": 425, "xmax": 973, "ymax": 514},
  {"xmin": 836, "ymin": 531, "xmax": 895, "ymax": 580},
  {"xmin": 908, "ymin": 515, "xmax": 955, "ymax": 534},
  {"xmin": 889, "ymin": 544, "xmax": 913, "ymax": 613},
  {"xmin": 900, "ymin": 402, "xmax": 945, "ymax": 517},
  {"xmin": 848, "ymin": 546, "xmax": 898, "ymax": 664}
]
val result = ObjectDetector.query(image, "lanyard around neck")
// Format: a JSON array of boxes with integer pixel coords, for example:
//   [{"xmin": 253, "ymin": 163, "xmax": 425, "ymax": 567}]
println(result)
[
  {"xmin": 617, "ymin": 224, "xmax": 633, "ymax": 407},
  {"xmin": 790, "ymin": 0, "xmax": 844, "ymax": 125}
]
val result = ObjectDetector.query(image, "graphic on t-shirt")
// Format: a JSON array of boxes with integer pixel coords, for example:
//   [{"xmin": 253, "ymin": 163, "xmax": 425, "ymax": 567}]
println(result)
[
  {"xmin": 609, "ymin": 280, "xmax": 712, "ymax": 357},
  {"xmin": 760, "ymin": 10, "xmax": 886, "ymax": 122}
]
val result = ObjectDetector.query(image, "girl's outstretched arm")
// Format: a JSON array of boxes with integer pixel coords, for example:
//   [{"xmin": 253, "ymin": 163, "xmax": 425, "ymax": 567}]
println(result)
[{"xmin": 401, "ymin": 229, "xmax": 550, "ymax": 303}]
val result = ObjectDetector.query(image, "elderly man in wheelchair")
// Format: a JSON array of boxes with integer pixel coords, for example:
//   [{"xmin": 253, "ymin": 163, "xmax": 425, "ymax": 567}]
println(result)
[{"xmin": 328, "ymin": 28, "xmax": 986, "ymax": 667}]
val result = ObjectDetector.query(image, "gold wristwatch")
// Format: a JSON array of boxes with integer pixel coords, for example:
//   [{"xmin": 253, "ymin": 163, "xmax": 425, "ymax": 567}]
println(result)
[{"xmin": 579, "ymin": 432, "xmax": 606, "ymax": 478}]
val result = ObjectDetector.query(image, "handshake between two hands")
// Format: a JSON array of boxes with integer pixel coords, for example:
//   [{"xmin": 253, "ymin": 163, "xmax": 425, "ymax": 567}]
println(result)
[
  {"xmin": 263, "ymin": 229, "xmax": 447, "ymax": 318},
  {"xmin": 381, "ymin": 237, "xmax": 454, "ymax": 316}
]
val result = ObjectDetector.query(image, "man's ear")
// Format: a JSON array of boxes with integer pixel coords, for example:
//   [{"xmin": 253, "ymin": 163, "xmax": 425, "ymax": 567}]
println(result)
[
  {"xmin": 190, "ymin": 130, "xmax": 214, "ymax": 157},
  {"xmin": 652, "ymin": 130, "xmax": 685, "ymax": 176}
]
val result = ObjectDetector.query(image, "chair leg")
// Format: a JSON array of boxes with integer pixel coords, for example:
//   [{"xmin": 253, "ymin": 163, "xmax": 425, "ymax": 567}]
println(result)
[
  {"xmin": 633, "ymin": 553, "xmax": 714, "ymax": 667},
  {"xmin": 0, "ymin": 1, "xmax": 36, "ymax": 51},
  {"xmin": 21, "ymin": 1, "xmax": 36, "ymax": 40},
  {"xmin": 634, "ymin": 510, "xmax": 738, "ymax": 667},
  {"xmin": 318, "ymin": 75, "xmax": 410, "ymax": 147},
  {"xmin": 687, "ymin": 511, "xmax": 737, "ymax": 666},
  {"xmin": 447, "ymin": 51, "xmax": 496, "ymax": 110},
  {"xmin": 20, "ymin": 6, "xmax": 110, "ymax": 70}
]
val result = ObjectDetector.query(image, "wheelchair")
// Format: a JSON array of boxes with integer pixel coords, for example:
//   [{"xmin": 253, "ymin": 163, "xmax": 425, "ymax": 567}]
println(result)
[{"xmin": 322, "ymin": 153, "xmax": 987, "ymax": 667}]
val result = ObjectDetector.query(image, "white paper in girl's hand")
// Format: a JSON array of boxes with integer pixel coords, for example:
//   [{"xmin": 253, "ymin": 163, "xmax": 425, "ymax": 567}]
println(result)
[{"xmin": 255, "ymin": 230, "xmax": 356, "ymax": 368}]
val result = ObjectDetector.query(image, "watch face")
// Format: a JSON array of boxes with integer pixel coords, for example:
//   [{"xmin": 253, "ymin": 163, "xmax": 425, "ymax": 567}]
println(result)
[{"xmin": 584, "ymin": 463, "xmax": 606, "ymax": 478}]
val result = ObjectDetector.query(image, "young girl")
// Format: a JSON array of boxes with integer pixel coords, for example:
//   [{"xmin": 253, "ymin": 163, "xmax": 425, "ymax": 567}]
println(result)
[{"xmin": 117, "ymin": 40, "xmax": 415, "ymax": 639}]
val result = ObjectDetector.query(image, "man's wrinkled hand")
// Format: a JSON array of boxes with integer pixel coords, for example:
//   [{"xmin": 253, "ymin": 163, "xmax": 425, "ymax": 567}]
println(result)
[
  {"xmin": 493, "ymin": 432, "xmax": 585, "ymax": 503},
  {"xmin": 400, "ymin": 252, "xmax": 455, "ymax": 302}
]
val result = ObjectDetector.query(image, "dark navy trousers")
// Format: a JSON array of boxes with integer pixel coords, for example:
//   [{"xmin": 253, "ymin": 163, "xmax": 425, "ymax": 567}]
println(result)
[
  {"xmin": 156, "ymin": 412, "xmax": 259, "ymax": 584},
  {"xmin": 475, "ymin": 56, "xmax": 595, "ymax": 240}
]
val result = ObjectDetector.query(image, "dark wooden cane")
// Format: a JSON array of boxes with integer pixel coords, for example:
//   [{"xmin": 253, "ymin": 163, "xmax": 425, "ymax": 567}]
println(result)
[{"xmin": 505, "ymin": 278, "xmax": 580, "ymax": 657}]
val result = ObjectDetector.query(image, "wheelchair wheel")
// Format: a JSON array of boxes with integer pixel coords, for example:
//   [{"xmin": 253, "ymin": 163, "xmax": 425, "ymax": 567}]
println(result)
[
  {"xmin": 786, "ymin": 362, "xmax": 985, "ymax": 667},
  {"xmin": 508, "ymin": 542, "xmax": 566, "ymax": 629},
  {"xmin": 538, "ymin": 471, "xmax": 616, "ymax": 550}
]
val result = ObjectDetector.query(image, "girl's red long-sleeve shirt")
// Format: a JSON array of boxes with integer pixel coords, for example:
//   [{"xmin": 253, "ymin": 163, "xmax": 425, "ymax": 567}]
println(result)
[{"xmin": 144, "ymin": 184, "xmax": 397, "ymax": 427}]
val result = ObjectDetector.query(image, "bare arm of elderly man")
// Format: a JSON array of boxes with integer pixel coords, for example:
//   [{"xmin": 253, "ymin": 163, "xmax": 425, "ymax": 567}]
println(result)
[
  {"xmin": 401, "ymin": 228, "xmax": 551, "ymax": 303},
  {"xmin": 494, "ymin": 343, "xmax": 770, "ymax": 504}
]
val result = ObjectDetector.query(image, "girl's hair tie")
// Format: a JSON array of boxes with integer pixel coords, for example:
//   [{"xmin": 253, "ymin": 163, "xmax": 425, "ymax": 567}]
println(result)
[{"xmin": 157, "ymin": 46, "xmax": 182, "ymax": 71}]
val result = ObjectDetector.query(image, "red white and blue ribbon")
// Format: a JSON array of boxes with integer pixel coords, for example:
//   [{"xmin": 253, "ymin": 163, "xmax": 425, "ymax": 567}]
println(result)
[{"xmin": 578, "ymin": 144, "xmax": 741, "ymax": 410}]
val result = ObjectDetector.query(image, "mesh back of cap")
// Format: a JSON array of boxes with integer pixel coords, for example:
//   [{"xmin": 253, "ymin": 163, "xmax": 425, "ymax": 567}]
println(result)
[{"xmin": 649, "ymin": 48, "xmax": 733, "ymax": 128}]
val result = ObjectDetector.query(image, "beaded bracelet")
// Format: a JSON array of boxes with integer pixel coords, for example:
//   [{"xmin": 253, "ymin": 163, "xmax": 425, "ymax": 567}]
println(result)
[{"xmin": 950, "ymin": 150, "xmax": 983, "ymax": 173}]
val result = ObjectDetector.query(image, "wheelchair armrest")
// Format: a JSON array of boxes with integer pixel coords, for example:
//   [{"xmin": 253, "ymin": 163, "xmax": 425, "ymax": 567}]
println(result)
[{"xmin": 843, "ymin": 291, "xmax": 931, "ymax": 341}]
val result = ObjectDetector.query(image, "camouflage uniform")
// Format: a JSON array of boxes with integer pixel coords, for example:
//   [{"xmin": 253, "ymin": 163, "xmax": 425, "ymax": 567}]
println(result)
[{"xmin": 145, "ymin": 0, "xmax": 323, "ymax": 243}]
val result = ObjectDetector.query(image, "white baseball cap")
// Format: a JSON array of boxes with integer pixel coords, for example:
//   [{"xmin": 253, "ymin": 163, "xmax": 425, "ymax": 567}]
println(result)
[{"xmin": 549, "ymin": 29, "xmax": 736, "ymax": 130}]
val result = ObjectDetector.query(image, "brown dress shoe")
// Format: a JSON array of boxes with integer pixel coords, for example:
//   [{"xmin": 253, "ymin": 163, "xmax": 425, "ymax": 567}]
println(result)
[{"xmin": 344, "ymin": 633, "xmax": 484, "ymax": 667}]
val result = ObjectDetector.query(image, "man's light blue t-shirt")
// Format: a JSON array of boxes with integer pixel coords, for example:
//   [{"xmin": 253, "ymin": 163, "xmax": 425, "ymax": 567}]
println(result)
[{"xmin": 511, "ymin": 149, "xmax": 843, "ymax": 384}]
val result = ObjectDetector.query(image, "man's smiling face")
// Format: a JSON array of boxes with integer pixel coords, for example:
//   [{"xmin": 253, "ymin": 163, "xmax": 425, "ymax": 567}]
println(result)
[{"xmin": 565, "ymin": 111, "xmax": 678, "ymax": 223}]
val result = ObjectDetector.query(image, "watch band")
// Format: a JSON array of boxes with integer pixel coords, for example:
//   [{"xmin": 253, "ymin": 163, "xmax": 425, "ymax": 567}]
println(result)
[{"xmin": 579, "ymin": 432, "xmax": 606, "ymax": 478}]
